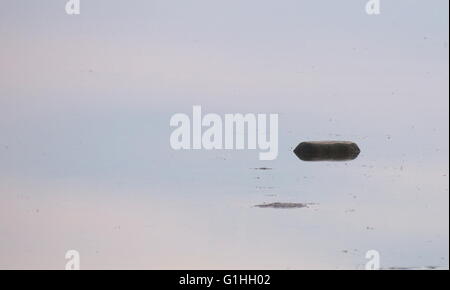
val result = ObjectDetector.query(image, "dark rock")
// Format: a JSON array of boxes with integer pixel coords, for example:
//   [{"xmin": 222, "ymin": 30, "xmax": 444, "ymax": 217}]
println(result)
[{"xmin": 294, "ymin": 141, "xmax": 360, "ymax": 161}]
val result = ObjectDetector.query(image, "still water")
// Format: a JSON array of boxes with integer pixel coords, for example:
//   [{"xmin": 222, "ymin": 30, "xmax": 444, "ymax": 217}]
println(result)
[
  {"xmin": 0, "ymin": 0, "xmax": 448, "ymax": 270},
  {"xmin": 0, "ymin": 110, "xmax": 448, "ymax": 269}
]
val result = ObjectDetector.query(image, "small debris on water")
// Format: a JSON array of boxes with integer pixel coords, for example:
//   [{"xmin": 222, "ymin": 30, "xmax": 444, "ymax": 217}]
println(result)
[
  {"xmin": 256, "ymin": 186, "xmax": 275, "ymax": 190},
  {"xmin": 385, "ymin": 266, "xmax": 445, "ymax": 270},
  {"xmin": 255, "ymin": 202, "xmax": 314, "ymax": 209}
]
